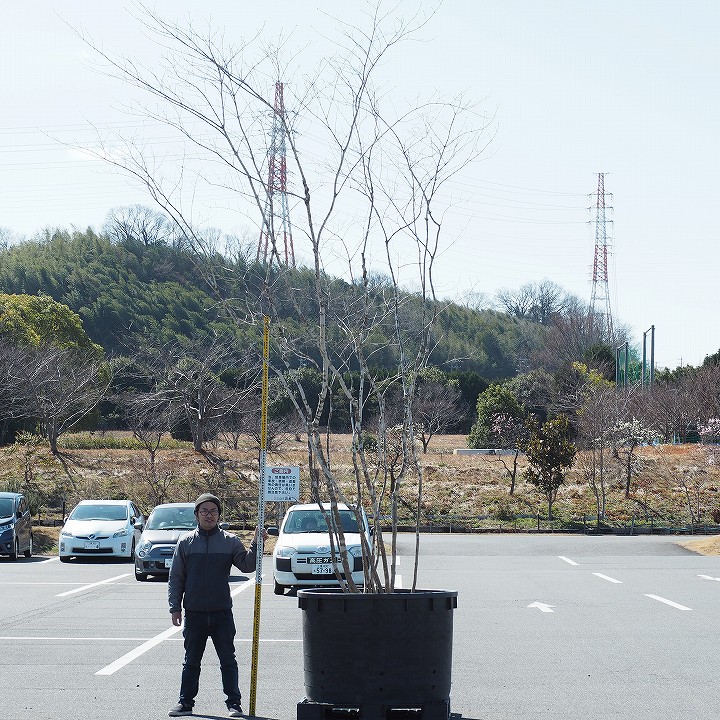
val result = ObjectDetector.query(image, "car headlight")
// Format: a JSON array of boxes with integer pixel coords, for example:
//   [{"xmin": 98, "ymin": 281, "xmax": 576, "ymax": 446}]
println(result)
[
  {"xmin": 276, "ymin": 546, "xmax": 297, "ymax": 558},
  {"xmin": 137, "ymin": 540, "xmax": 153, "ymax": 556},
  {"xmin": 113, "ymin": 528, "xmax": 129, "ymax": 538},
  {"xmin": 0, "ymin": 523, "xmax": 12, "ymax": 533},
  {"xmin": 60, "ymin": 529, "xmax": 74, "ymax": 538},
  {"xmin": 348, "ymin": 545, "xmax": 363, "ymax": 558}
]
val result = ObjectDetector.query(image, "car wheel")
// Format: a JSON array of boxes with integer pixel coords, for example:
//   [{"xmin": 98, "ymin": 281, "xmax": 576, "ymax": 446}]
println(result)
[
  {"xmin": 135, "ymin": 570, "xmax": 148, "ymax": 581},
  {"xmin": 59, "ymin": 555, "xmax": 70, "ymax": 563},
  {"xmin": 24, "ymin": 534, "xmax": 33, "ymax": 558},
  {"xmin": 9, "ymin": 538, "xmax": 19, "ymax": 560},
  {"xmin": 273, "ymin": 579, "xmax": 286, "ymax": 595}
]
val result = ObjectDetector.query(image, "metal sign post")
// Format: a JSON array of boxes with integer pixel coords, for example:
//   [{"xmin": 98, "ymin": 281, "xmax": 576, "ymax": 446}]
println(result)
[{"xmin": 249, "ymin": 315, "xmax": 270, "ymax": 716}]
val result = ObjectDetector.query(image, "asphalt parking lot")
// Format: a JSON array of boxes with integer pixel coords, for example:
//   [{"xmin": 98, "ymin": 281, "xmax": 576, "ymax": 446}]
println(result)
[{"xmin": 2, "ymin": 534, "xmax": 720, "ymax": 720}]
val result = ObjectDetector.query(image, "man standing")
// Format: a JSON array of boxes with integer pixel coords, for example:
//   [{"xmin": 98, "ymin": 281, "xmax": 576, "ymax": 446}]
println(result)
[{"xmin": 168, "ymin": 493, "xmax": 264, "ymax": 718}]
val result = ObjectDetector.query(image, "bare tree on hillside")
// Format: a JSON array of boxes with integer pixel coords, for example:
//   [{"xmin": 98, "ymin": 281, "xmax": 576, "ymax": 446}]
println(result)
[
  {"xmin": 120, "ymin": 336, "xmax": 259, "ymax": 455},
  {"xmin": 644, "ymin": 379, "xmax": 698, "ymax": 443},
  {"xmin": 113, "ymin": 390, "xmax": 173, "ymax": 472},
  {"xmin": 496, "ymin": 280, "xmax": 568, "ymax": 325},
  {"xmin": 5, "ymin": 344, "xmax": 111, "ymax": 454},
  {"xmin": 412, "ymin": 380, "xmax": 466, "ymax": 452},
  {"xmin": 104, "ymin": 205, "xmax": 175, "ymax": 246}
]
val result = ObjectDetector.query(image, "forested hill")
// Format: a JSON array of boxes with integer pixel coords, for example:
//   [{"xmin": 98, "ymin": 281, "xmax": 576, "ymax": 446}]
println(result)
[{"xmin": 0, "ymin": 227, "xmax": 541, "ymax": 380}]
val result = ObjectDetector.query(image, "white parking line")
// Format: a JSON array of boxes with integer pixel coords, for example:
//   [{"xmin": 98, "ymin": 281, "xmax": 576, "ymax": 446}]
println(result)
[
  {"xmin": 95, "ymin": 578, "xmax": 257, "ymax": 676},
  {"xmin": 0, "ymin": 636, "xmax": 152, "ymax": 641},
  {"xmin": 593, "ymin": 573, "xmax": 623, "ymax": 584},
  {"xmin": 96, "ymin": 625, "xmax": 181, "ymax": 675},
  {"xmin": 55, "ymin": 573, "xmax": 131, "ymax": 597},
  {"xmin": 558, "ymin": 556, "xmax": 578, "ymax": 565},
  {"xmin": 644, "ymin": 594, "xmax": 691, "ymax": 611},
  {"xmin": 698, "ymin": 574, "xmax": 720, "ymax": 582}
]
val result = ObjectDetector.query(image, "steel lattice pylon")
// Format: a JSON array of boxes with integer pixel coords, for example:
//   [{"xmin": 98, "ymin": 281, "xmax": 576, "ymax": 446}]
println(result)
[
  {"xmin": 257, "ymin": 82, "xmax": 294, "ymax": 267},
  {"xmin": 589, "ymin": 172, "xmax": 614, "ymax": 343}
]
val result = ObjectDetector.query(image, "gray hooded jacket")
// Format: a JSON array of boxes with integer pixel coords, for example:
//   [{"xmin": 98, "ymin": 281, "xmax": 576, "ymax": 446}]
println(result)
[{"xmin": 168, "ymin": 525, "xmax": 257, "ymax": 613}]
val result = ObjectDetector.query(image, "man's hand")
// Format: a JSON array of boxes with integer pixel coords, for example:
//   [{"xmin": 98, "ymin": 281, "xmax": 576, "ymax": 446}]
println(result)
[
  {"xmin": 171, "ymin": 611, "xmax": 182, "ymax": 627},
  {"xmin": 253, "ymin": 527, "xmax": 269, "ymax": 543}
]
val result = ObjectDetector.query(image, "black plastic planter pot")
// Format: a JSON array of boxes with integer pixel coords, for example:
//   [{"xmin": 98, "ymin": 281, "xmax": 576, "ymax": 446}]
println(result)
[{"xmin": 297, "ymin": 587, "xmax": 458, "ymax": 719}]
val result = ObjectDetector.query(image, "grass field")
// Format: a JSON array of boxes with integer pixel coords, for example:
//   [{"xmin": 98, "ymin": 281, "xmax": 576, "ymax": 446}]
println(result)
[{"xmin": 5, "ymin": 433, "xmax": 720, "ymax": 555}]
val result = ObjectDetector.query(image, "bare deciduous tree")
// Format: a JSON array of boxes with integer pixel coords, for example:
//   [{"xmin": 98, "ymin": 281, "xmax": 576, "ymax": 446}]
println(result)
[
  {"xmin": 122, "ymin": 336, "xmax": 258, "ymax": 455},
  {"xmin": 412, "ymin": 380, "xmax": 465, "ymax": 453},
  {"xmin": 104, "ymin": 205, "xmax": 175, "ymax": 247},
  {"xmin": 79, "ymin": 3, "xmax": 492, "ymax": 592},
  {"xmin": 4, "ymin": 344, "xmax": 110, "ymax": 454}
]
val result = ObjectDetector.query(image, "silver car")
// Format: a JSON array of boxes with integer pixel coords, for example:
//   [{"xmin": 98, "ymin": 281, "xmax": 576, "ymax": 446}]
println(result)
[{"xmin": 134, "ymin": 503, "xmax": 196, "ymax": 581}]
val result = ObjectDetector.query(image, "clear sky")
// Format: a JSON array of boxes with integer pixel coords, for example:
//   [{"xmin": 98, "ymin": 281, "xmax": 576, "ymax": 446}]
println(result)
[{"xmin": 2, "ymin": 1, "xmax": 718, "ymax": 370}]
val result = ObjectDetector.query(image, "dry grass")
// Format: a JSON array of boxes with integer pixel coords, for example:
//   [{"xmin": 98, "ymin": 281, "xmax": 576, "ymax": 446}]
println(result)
[
  {"xmin": 4, "ymin": 434, "xmax": 720, "ymax": 554},
  {"xmin": 679, "ymin": 535, "xmax": 720, "ymax": 555}
]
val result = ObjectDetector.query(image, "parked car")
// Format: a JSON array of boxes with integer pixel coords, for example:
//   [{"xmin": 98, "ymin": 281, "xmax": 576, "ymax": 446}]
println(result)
[
  {"xmin": 0, "ymin": 492, "xmax": 33, "ymax": 560},
  {"xmin": 268, "ymin": 502, "xmax": 371, "ymax": 595},
  {"xmin": 134, "ymin": 502, "xmax": 197, "ymax": 581},
  {"xmin": 59, "ymin": 499, "xmax": 144, "ymax": 562}
]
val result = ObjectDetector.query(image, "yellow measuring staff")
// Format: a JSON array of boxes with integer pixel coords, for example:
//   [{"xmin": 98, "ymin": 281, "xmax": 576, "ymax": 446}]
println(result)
[{"xmin": 249, "ymin": 315, "xmax": 270, "ymax": 716}]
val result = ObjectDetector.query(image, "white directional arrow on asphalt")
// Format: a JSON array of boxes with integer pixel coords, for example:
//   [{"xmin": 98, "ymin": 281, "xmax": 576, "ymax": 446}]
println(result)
[{"xmin": 527, "ymin": 602, "xmax": 555, "ymax": 613}]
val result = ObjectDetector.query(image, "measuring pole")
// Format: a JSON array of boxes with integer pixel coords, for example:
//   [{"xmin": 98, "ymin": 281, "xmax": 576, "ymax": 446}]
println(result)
[{"xmin": 249, "ymin": 315, "xmax": 269, "ymax": 716}]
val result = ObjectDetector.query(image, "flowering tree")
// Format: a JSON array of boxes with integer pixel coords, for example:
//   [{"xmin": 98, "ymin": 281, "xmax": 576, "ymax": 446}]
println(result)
[
  {"xmin": 611, "ymin": 418, "xmax": 657, "ymax": 497},
  {"xmin": 698, "ymin": 418, "xmax": 720, "ymax": 444}
]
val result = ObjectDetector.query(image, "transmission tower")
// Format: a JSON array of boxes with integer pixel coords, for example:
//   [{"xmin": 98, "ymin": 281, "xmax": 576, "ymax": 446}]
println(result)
[
  {"xmin": 589, "ymin": 172, "xmax": 615, "ymax": 343},
  {"xmin": 257, "ymin": 82, "xmax": 295, "ymax": 267}
]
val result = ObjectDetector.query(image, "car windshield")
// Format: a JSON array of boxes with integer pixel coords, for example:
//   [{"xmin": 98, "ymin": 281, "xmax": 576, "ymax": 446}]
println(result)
[
  {"xmin": 285, "ymin": 509, "xmax": 361, "ymax": 534},
  {"xmin": 146, "ymin": 507, "xmax": 196, "ymax": 530},
  {"xmin": 0, "ymin": 498, "xmax": 13, "ymax": 517},
  {"xmin": 70, "ymin": 504, "xmax": 129, "ymax": 521}
]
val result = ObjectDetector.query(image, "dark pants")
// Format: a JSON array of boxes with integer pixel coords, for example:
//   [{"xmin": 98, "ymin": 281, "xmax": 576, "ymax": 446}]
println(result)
[{"xmin": 179, "ymin": 609, "xmax": 242, "ymax": 708}]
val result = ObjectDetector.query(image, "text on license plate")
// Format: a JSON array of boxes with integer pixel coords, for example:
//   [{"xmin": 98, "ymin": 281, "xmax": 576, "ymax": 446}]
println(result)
[
  {"xmin": 312, "ymin": 565, "xmax": 335, "ymax": 575},
  {"xmin": 164, "ymin": 559, "xmax": 173, "ymax": 569},
  {"xmin": 84, "ymin": 541, "xmax": 100, "ymax": 550}
]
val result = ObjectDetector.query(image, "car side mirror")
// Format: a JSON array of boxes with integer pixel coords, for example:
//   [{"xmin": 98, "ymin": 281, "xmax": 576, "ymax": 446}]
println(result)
[
  {"xmin": 220, "ymin": 522, "xmax": 229, "ymax": 530},
  {"xmin": 134, "ymin": 519, "xmax": 144, "ymax": 531},
  {"xmin": 267, "ymin": 527, "xmax": 279, "ymax": 537}
]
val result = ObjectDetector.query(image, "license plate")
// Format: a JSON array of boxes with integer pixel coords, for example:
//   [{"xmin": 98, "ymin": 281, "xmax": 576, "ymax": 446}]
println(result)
[
  {"xmin": 164, "ymin": 559, "xmax": 173, "ymax": 569},
  {"xmin": 84, "ymin": 541, "xmax": 100, "ymax": 550},
  {"xmin": 312, "ymin": 565, "xmax": 335, "ymax": 575}
]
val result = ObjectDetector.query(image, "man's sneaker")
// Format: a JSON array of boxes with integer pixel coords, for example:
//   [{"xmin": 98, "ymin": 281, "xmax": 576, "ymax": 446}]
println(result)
[
  {"xmin": 228, "ymin": 703, "xmax": 245, "ymax": 718},
  {"xmin": 168, "ymin": 703, "xmax": 193, "ymax": 717}
]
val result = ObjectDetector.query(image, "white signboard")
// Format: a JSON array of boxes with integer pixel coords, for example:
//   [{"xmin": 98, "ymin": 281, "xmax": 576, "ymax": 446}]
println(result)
[{"xmin": 263, "ymin": 465, "xmax": 300, "ymax": 501}]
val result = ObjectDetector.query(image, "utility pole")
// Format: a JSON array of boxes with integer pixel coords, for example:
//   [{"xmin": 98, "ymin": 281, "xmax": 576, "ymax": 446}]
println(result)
[
  {"xmin": 642, "ymin": 325, "xmax": 655, "ymax": 388},
  {"xmin": 589, "ymin": 173, "xmax": 615, "ymax": 344},
  {"xmin": 257, "ymin": 82, "xmax": 295, "ymax": 267}
]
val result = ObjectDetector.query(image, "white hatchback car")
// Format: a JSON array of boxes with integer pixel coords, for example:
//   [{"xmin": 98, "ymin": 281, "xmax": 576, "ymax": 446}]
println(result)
[
  {"xmin": 268, "ymin": 502, "xmax": 371, "ymax": 595},
  {"xmin": 59, "ymin": 499, "xmax": 144, "ymax": 562}
]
